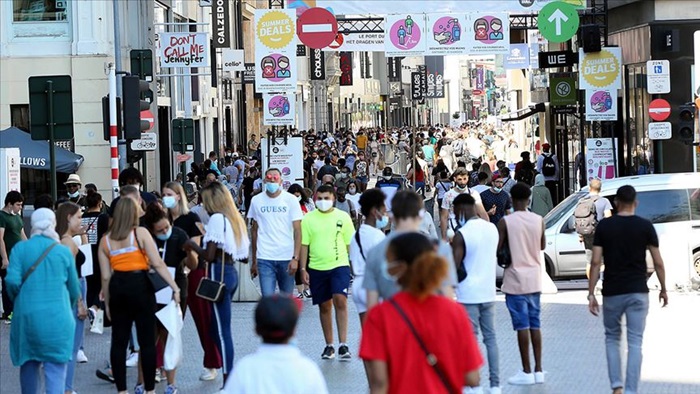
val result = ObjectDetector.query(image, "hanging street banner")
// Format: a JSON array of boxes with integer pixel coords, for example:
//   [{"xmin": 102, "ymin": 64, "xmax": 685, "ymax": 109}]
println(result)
[
  {"xmin": 309, "ymin": 48, "xmax": 326, "ymax": 80},
  {"xmin": 425, "ymin": 14, "xmax": 468, "ymax": 56},
  {"xmin": 411, "ymin": 72, "xmax": 423, "ymax": 100},
  {"xmin": 311, "ymin": 0, "xmax": 572, "ymax": 15},
  {"xmin": 339, "ymin": 52, "xmax": 354, "ymax": 86},
  {"xmin": 417, "ymin": 65, "xmax": 427, "ymax": 94},
  {"xmin": 212, "ymin": 0, "xmax": 231, "ymax": 48},
  {"xmin": 385, "ymin": 14, "xmax": 427, "ymax": 57},
  {"xmin": 505, "ymin": 44, "xmax": 530, "ymax": 69},
  {"xmin": 465, "ymin": 12, "xmax": 509, "ymax": 55},
  {"xmin": 222, "ymin": 49, "xmax": 245, "ymax": 73},
  {"xmin": 263, "ymin": 93, "xmax": 295, "ymax": 126},
  {"xmin": 579, "ymin": 47, "xmax": 622, "ymax": 90},
  {"xmin": 549, "ymin": 74, "xmax": 577, "ymax": 106},
  {"xmin": 586, "ymin": 138, "xmax": 618, "ymax": 181},
  {"xmin": 159, "ymin": 32, "xmax": 210, "ymax": 68},
  {"xmin": 255, "ymin": 9, "xmax": 297, "ymax": 93},
  {"xmin": 585, "ymin": 89, "xmax": 617, "ymax": 121},
  {"xmin": 324, "ymin": 32, "xmax": 385, "ymax": 52},
  {"xmin": 425, "ymin": 56, "xmax": 445, "ymax": 98}
]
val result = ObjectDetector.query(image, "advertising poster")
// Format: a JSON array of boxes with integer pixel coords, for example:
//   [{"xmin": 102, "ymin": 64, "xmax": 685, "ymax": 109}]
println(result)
[
  {"xmin": 325, "ymin": 32, "xmax": 385, "ymax": 52},
  {"xmin": 263, "ymin": 93, "xmax": 295, "ymax": 126},
  {"xmin": 339, "ymin": 52, "xmax": 354, "ymax": 86},
  {"xmin": 255, "ymin": 9, "xmax": 297, "ymax": 93},
  {"xmin": 384, "ymin": 14, "xmax": 427, "ymax": 57},
  {"xmin": 465, "ymin": 12, "xmax": 509, "ymax": 55},
  {"xmin": 585, "ymin": 89, "xmax": 618, "ymax": 121},
  {"xmin": 505, "ymin": 43, "xmax": 530, "ymax": 69},
  {"xmin": 312, "ymin": 0, "xmax": 557, "ymax": 15},
  {"xmin": 159, "ymin": 32, "xmax": 210, "ymax": 68},
  {"xmin": 425, "ymin": 14, "xmax": 469, "ymax": 56},
  {"xmin": 261, "ymin": 136, "xmax": 305, "ymax": 189},
  {"xmin": 586, "ymin": 138, "xmax": 618, "ymax": 181},
  {"xmin": 579, "ymin": 47, "xmax": 622, "ymax": 90}
]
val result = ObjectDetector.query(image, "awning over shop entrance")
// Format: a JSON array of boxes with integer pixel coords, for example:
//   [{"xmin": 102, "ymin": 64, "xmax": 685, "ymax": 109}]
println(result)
[
  {"xmin": 500, "ymin": 103, "xmax": 546, "ymax": 122},
  {"xmin": 0, "ymin": 127, "xmax": 84, "ymax": 173}
]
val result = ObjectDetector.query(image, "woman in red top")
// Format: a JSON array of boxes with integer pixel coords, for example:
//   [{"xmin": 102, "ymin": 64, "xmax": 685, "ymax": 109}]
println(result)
[
  {"xmin": 360, "ymin": 233, "xmax": 482, "ymax": 394},
  {"xmin": 406, "ymin": 159, "xmax": 426, "ymax": 192}
]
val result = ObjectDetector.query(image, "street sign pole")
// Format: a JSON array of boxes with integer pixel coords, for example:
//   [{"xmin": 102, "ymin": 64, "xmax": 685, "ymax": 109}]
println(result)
[
  {"xmin": 108, "ymin": 64, "xmax": 120, "ymax": 199},
  {"xmin": 45, "ymin": 80, "xmax": 57, "ymax": 202}
]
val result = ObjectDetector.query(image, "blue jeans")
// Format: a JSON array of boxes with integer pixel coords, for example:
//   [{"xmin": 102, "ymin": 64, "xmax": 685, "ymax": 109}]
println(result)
[
  {"xmin": 463, "ymin": 303, "xmax": 500, "ymax": 388},
  {"xmin": 65, "ymin": 277, "xmax": 87, "ymax": 391},
  {"xmin": 603, "ymin": 293, "xmax": 649, "ymax": 394},
  {"xmin": 20, "ymin": 360, "xmax": 67, "ymax": 394},
  {"xmin": 209, "ymin": 262, "xmax": 238, "ymax": 375},
  {"xmin": 258, "ymin": 259, "xmax": 294, "ymax": 296}
]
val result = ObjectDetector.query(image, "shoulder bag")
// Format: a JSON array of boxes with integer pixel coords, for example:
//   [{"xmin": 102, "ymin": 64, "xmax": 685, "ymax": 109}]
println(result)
[
  {"xmin": 196, "ymin": 218, "xmax": 227, "ymax": 302},
  {"xmin": 133, "ymin": 229, "xmax": 169, "ymax": 292},
  {"xmin": 388, "ymin": 298, "xmax": 456, "ymax": 394},
  {"xmin": 497, "ymin": 221, "xmax": 512, "ymax": 269},
  {"xmin": 18, "ymin": 243, "xmax": 58, "ymax": 293}
]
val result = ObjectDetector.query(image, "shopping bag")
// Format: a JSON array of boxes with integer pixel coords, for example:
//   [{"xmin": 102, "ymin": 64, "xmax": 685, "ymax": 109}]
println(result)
[
  {"xmin": 156, "ymin": 300, "xmax": 183, "ymax": 370},
  {"xmin": 90, "ymin": 309, "xmax": 104, "ymax": 334}
]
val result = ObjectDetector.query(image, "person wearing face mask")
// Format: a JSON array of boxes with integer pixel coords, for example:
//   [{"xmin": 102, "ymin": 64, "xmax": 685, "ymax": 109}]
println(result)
[
  {"xmin": 0, "ymin": 191, "xmax": 26, "ymax": 322},
  {"xmin": 440, "ymin": 168, "xmax": 488, "ymax": 241},
  {"xmin": 64, "ymin": 174, "xmax": 86, "ymax": 209},
  {"xmin": 375, "ymin": 167, "xmax": 402, "ymax": 213},
  {"xmin": 360, "ymin": 233, "xmax": 482, "ymax": 394},
  {"xmin": 345, "ymin": 181, "xmax": 361, "ymax": 219},
  {"xmin": 363, "ymin": 191, "xmax": 457, "ymax": 313},
  {"xmin": 299, "ymin": 185, "xmax": 355, "ymax": 361},
  {"xmin": 248, "ymin": 169, "xmax": 304, "ymax": 296},
  {"xmin": 143, "ymin": 203, "xmax": 197, "ymax": 394},
  {"xmin": 108, "ymin": 168, "xmax": 158, "ymax": 218},
  {"xmin": 349, "ymin": 189, "xmax": 387, "ymax": 327},
  {"xmin": 335, "ymin": 167, "xmax": 354, "ymax": 191},
  {"xmin": 479, "ymin": 175, "xmax": 512, "ymax": 226}
]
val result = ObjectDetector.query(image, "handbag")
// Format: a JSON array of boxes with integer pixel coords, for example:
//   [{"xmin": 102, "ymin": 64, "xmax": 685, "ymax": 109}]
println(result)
[
  {"xmin": 196, "ymin": 219, "xmax": 227, "ymax": 302},
  {"xmin": 497, "ymin": 222, "xmax": 512, "ymax": 269},
  {"xmin": 388, "ymin": 298, "xmax": 457, "ymax": 394},
  {"xmin": 133, "ymin": 229, "xmax": 169, "ymax": 292}
]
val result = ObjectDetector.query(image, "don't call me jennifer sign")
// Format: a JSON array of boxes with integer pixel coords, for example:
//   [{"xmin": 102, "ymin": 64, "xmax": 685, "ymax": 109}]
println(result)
[{"xmin": 159, "ymin": 32, "xmax": 210, "ymax": 68}]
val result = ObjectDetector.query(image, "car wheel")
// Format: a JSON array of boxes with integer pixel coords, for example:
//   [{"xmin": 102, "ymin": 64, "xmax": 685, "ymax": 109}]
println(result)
[{"xmin": 544, "ymin": 254, "xmax": 555, "ymax": 279}]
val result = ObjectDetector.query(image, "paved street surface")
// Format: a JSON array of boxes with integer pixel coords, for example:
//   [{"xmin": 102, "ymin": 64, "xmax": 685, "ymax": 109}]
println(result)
[{"xmin": 2, "ymin": 288, "xmax": 700, "ymax": 393}]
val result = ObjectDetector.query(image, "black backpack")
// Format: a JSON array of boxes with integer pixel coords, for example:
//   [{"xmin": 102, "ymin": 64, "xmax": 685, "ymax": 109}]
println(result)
[
  {"xmin": 541, "ymin": 154, "xmax": 556, "ymax": 177},
  {"xmin": 515, "ymin": 162, "xmax": 535, "ymax": 185},
  {"xmin": 574, "ymin": 195, "xmax": 600, "ymax": 236}
]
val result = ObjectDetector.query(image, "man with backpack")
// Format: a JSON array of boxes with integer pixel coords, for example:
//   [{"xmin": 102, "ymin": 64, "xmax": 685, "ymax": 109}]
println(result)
[
  {"xmin": 536, "ymin": 143, "xmax": 560, "ymax": 205},
  {"xmin": 514, "ymin": 152, "xmax": 536, "ymax": 186},
  {"xmin": 574, "ymin": 179, "xmax": 613, "ymax": 280}
]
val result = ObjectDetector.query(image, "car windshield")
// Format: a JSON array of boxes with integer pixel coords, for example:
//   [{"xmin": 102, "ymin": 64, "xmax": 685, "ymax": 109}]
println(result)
[{"xmin": 544, "ymin": 191, "xmax": 586, "ymax": 229}]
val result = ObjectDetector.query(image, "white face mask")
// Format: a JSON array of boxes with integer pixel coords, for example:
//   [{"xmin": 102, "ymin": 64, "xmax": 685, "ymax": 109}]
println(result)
[{"xmin": 315, "ymin": 199, "xmax": 333, "ymax": 212}]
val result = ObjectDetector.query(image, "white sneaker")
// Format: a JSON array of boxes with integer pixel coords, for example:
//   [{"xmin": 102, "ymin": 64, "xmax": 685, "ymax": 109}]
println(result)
[
  {"xmin": 125, "ymin": 352, "xmax": 139, "ymax": 368},
  {"xmin": 199, "ymin": 368, "xmax": 218, "ymax": 381},
  {"xmin": 76, "ymin": 349, "xmax": 88, "ymax": 363},
  {"xmin": 462, "ymin": 387, "xmax": 483, "ymax": 394},
  {"xmin": 534, "ymin": 371, "xmax": 545, "ymax": 384},
  {"xmin": 507, "ymin": 371, "xmax": 535, "ymax": 385},
  {"xmin": 490, "ymin": 387, "xmax": 502, "ymax": 394}
]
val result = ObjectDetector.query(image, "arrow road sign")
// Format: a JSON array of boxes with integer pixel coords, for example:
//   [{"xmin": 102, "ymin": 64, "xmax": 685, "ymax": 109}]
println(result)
[{"xmin": 538, "ymin": 1, "xmax": 580, "ymax": 43}]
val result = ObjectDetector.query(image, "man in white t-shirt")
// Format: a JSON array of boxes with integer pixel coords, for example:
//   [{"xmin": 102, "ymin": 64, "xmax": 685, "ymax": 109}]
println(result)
[
  {"xmin": 440, "ymin": 167, "xmax": 488, "ymax": 241},
  {"xmin": 223, "ymin": 295, "xmax": 328, "ymax": 393},
  {"xmin": 452, "ymin": 193, "xmax": 501, "ymax": 394},
  {"xmin": 349, "ymin": 189, "xmax": 387, "ymax": 324},
  {"xmin": 248, "ymin": 168, "xmax": 304, "ymax": 296}
]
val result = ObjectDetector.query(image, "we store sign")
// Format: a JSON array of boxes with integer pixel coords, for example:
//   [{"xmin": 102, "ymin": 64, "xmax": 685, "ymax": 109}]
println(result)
[{"xmin": 159, "ymin": 32, "xmax": 210, "ymax": 68}]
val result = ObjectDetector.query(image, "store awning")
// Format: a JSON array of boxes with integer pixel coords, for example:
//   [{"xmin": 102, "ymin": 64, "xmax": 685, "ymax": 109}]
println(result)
[
  {"xmin": 0, "ymin": 127, "xmax": 84, "ymax": 173},
  {"xmin": 500, "ymin": 103, "xmax": 546, "ymax": 122}
]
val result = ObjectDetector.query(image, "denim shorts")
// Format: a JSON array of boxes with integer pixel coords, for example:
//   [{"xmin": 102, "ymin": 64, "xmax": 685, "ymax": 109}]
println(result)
[
  {"xmin": 505, "ymin": 292, "xmax": 541, "ymax": 331},
  {"xmin": 307, "ymin": 266, "xmax": 351, "ymax": 305}
]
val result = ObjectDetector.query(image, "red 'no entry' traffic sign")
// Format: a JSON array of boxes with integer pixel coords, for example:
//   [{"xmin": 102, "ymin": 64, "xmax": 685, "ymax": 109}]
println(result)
[
  {"xmin": 297, "ymin": 8, "xmax": 338, "ymax": 49},
  {"xmin": 648, "ymin": 99, "xmax": 671, "ymax": 122}
]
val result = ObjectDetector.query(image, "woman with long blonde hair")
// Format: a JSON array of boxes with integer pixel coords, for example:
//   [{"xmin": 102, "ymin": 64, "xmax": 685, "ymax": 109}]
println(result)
[
  {"xmin": 184, "ymin": 182, "xmax": 249, "ymax": 386},
  {"xmin": 98, "ymin": 198, "xmax": 180, "ymax": 394}
]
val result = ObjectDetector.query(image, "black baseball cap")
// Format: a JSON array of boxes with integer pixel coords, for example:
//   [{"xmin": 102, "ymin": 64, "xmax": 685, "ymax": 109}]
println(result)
[{"xmin": 255, "ymin": 295, "xmax": 301, "ymax": 343}]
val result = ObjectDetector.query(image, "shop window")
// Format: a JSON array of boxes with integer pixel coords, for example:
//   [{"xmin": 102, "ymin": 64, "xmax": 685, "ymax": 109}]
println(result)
[
  {"xmin": 13, "ymin": 0, "xmax": 67, "ymax": 22},
  {"xmin": 10, "ymin": 104, "xmax": 30, "ymax": 131}
]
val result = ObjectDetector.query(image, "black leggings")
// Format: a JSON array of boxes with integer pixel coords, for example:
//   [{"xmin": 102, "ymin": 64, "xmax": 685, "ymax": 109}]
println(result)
[{"xmin": 109, "ymin": 271, "xmax": 157, "ymax": 391}]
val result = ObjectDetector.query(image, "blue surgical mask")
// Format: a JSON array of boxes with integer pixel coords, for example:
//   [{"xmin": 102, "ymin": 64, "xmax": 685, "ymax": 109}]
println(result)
[
  {"xmin": 493, "ymin": 187, "xmax": 502, "ymax": 193},
  {"xmin": 162, "ymin": 196, "xmax": 177, "ymax": 209},
  {"xmin": 265, "ymin": 182, "xmax": 280, "ymax": 194},
  {"xmin": 156, "ymin": 227, "xmax": 172, "ymax": 241},
  {"xmin": 376, "ymin": 214, "xmax": 389, "ymax": 229},
  {"xmin": 68, "ymin": 191, "xmax": 80, "ymax": 198}
]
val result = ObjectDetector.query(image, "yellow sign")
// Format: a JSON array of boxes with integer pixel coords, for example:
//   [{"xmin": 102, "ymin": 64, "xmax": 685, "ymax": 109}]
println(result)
[
  {"xmin": 579, "ymin": 47, "xmax": 622, "ymax": 90},
  {"xmin": 256, "ymin": 10, "xmax": 295, "ymax": 50}
]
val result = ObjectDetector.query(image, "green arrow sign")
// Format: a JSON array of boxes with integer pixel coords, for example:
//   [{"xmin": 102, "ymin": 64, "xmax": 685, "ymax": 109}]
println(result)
[{"xmin": 538, "ymin": 1, "xmax": 580, "ymax": 43}]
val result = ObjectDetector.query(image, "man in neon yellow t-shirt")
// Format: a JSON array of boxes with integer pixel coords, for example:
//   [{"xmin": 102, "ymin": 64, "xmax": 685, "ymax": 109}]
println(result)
[{"xmin": 300, "ymin": 184, "xmax": 355, "ymax": 362}]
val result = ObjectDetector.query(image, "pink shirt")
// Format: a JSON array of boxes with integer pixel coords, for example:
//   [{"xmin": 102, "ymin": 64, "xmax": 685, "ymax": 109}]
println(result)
[{"xmin": 500, "ymin": 211, "xmax": 543, "ymax": 295}]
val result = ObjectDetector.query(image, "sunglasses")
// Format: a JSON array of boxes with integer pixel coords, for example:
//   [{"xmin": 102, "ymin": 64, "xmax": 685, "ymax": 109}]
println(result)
[{"xmin": 265, "ymin": 174, "xmax": 281, "ymax": 182}]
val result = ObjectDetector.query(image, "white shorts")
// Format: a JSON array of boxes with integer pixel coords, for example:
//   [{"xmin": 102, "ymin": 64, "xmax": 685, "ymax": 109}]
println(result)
[{"xmin": 351, "ymin": 276, "xmax": 368, "ymax": 314}]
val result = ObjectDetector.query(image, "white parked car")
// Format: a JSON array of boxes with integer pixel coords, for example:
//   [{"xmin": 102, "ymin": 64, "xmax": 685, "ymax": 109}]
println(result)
[{"xmin": 543, "ymin": 173, "xmax": 700, "ymax": 291}]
